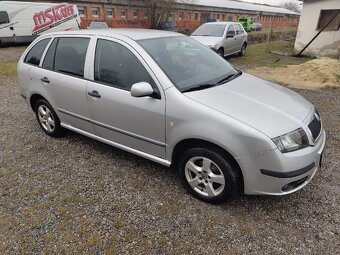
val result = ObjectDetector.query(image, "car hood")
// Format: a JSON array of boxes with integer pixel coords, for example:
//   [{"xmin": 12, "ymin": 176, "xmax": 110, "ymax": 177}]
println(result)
[
  {"xmin": 190, "ymin": 36, "xmax": 222, "ymax": 47},
  {"xmin": 185, "ymin": 73, "xmax": 313, "ymax": 138}
]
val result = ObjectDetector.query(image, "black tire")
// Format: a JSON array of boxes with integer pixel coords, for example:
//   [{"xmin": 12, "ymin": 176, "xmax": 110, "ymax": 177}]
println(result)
[
  {"xmin": 217, "ymin": 48, "xmax": 224, "ymax": 58},
  {"xmin": 34, "ymin": 99, "xmax": 63, "ymax": 137},
  {"xmin": 239, "ymin": 43, "xmax": 247, "ymax": 56},
  {"xmin": 178, "ymin": 148, "xmax": 241, "ymax": 204}
]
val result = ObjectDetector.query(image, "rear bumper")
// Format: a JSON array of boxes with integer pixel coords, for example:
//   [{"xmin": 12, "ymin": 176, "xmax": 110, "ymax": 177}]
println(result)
[{"xmin": 237, "ymin": 130, "xmax": 326, "ymax": 195}]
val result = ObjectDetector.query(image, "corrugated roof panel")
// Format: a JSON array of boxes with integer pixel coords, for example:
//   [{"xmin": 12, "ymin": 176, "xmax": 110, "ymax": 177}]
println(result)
[{"xmin": 182, "ymin": 0, "xmax": 299, "ymax": 15}]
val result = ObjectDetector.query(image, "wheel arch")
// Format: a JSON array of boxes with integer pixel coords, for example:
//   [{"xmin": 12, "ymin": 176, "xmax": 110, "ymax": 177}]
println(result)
[
  {"xmin": 30, "ymin": 94, "xmax": 48, "ymax": 111},
  {"xmin": 171, "ymin": 138, "xmax": 244, "ymax": 190}
]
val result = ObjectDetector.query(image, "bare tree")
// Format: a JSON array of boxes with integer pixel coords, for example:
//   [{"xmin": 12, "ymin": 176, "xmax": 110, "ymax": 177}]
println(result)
[
  {"xmin": 280, "ymin": 1, "xmax": 301, "ymax": 13},
  {"xmin": 141, "ymin": 0, "xmax": 194, "ymax": 29}
]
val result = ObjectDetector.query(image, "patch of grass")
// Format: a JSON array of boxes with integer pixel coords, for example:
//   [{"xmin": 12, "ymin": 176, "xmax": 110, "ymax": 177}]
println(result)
[
  {"xmin": 228, "ymin": 40, "xmax": 314, "ymax": 69},
  {"xmin": 0, "ymin": 61, "xmax": 17, "ymax": 76},
  {"xmin": 248, "ymin": 27, "xmax": 297, "ymax": 44}
]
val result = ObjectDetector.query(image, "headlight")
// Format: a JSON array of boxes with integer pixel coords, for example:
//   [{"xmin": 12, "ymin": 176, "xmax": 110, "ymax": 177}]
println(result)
[{"xmin": 272, "ymin": 128, "xmax": 309, "ymax": 153}]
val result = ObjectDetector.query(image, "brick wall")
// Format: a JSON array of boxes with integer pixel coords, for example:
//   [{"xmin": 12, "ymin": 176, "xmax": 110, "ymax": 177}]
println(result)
[{"xmin": 74, "ymin": 2, "xmax": 299, "ymax": 31}]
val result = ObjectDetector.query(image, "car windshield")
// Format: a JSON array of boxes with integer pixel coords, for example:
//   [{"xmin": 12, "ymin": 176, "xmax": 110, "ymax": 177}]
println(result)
[
  {"xmin": 90, "ymin": 22, "xmax": 108, "ymax": 29},
  {"xmin": 191, "ymin": 24, "xmax": 226, "ymax": 37},
  {"xmin": 138, "ymin": 36, "xmax": 238, "ymax": 92}
]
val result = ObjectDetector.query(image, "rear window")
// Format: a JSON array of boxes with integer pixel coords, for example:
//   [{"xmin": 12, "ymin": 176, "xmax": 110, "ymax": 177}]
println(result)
[
  {"xmin": 24, "ymin": 38, "xmax": 51, "ymax": 66},
  {"xmin": 50, "ymin": 37, "xmax": 90, "ymax": 78}
]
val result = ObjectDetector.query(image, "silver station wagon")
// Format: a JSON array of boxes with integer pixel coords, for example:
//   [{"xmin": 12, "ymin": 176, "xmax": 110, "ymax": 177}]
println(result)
[
  {"xmin": 191, "ymin": 22, "xmax": 248, "ymax": 57},
  {"xmin": 18, "ymin": 29, "xmax": 326, "ymax": 203}
]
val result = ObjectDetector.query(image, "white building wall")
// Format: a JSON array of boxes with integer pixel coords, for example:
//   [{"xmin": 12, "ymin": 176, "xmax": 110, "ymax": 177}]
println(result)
[{"xmin": 294, "ymin": 0, "xmax": 340, "ymax": 58}]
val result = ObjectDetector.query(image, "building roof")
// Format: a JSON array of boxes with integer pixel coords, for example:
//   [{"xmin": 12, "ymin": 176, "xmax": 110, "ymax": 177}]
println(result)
[{"xmin": 182, "ymin": 0, "xmax": 300, "ymax": 16}]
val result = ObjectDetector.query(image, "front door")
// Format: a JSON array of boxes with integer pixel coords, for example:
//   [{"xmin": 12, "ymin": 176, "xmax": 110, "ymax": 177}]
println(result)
[
  {"xmin": 224, "ymin": 25, "xmax": 238, "ymax": 55},
  {"xmin": 87, "ymin": 38, "xmax": 166, "ymax": 159},
  {"xmin": 0, "ymin": 11, "xmax": 15, "ymax": 45}
]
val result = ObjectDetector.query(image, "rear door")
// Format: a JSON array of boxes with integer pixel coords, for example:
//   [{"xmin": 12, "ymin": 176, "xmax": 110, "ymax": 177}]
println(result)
[
  {"xmin": 86, "ymin": 38, "xmax": 166, "ymax": 159},
  {"xmin": 234, "ymin": 24, "xmax": 246, "ymax": 52},
  {"xmin": 35, "ymin": 36, "xmax": 94, "ymax": 133}
]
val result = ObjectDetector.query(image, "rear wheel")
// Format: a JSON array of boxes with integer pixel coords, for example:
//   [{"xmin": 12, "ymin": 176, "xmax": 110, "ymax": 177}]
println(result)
[
  {"xmin": 239, "ymin": 43, "xmax": 247, "ymax": 56},
  {"xmin": 179, "ymin": 148, "xmax": 241, "ymax": 203},
  {"xmin": 34, "ymin": 99, "xmax": 63, "ymax": 137}
]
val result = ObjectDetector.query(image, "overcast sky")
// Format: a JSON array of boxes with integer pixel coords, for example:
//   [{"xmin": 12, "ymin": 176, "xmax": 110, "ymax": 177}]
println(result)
[{"xmin": 241, "ymin": 0, "xmax": 302, "ymax": 7}]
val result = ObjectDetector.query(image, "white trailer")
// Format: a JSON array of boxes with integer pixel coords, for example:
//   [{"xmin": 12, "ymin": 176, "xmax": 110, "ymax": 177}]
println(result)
[{"xmin": 0, "ymin": 1, "xmax": 80, "ymax": 46}]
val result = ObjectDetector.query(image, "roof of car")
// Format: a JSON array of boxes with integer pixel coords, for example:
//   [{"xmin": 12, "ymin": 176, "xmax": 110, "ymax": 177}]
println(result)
[
  {"xmin": 44, "ymin": 29, "xmax": 182, "ymax": 41},
  {"xmin": 201, "ymin": 22, "xmax": 239, "ymax": 25}
]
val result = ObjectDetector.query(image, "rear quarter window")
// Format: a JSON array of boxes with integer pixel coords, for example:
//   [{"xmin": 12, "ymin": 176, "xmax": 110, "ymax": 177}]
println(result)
[{"xmin": 24, "ymin": 38, "xmax": 51, "ymax": 66}]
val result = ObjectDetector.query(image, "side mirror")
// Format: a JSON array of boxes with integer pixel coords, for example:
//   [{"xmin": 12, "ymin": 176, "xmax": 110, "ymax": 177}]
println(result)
[
  {"xmin": 226, "ymin": 33, "xmax": 234, "ymax": 38},
  {"xmin": 131, "ymin": 82, "xmax": 155, "ymax": 98}
]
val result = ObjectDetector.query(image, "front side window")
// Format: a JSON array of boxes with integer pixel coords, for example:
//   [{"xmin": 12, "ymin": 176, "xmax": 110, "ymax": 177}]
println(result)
[
  {"xmin": 0, "ymin": 11, "xmax": 10, "ymax": 25},
  {"xmin": 227, "ymin": 25, "xmax": 235, "ymax": 36},
  {"xmin": 139, "ymin": 36, "xmax": 237, "ymax": 92},
  {"xmin": 24, "ymin": 38, "xmax": 51, "ymax": 66},
  {"xmin": 191, "ymin": 24, "xmax": 226, "ymax": 37},
  {"xmin": 94, "ymin": 39, "xmax": 153, "ymax": 91},
  {"xmin": 53, "ymin": 37, "xmax": 90, "ymax": 77}
]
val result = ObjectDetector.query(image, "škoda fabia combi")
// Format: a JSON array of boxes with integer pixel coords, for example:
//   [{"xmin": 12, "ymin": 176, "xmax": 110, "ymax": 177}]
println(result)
[{"xmin": 18, "ymin": 29, "xmax": 326, "ymax": 203}]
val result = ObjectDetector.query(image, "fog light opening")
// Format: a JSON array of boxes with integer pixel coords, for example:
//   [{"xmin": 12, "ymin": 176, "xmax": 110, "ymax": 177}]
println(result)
[{"xmin": 282, "ymin": 176, "xmax": 308, "ymax": 192}]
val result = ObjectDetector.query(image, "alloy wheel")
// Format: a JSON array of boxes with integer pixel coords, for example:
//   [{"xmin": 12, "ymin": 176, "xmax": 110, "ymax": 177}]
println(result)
[
  {"xmin": 184, "ymin": 156, "xmax": 225, "ymax": 197},
  {"xmin": 37, "ymin": 105, "xmax": 55, "ymax": 132}
]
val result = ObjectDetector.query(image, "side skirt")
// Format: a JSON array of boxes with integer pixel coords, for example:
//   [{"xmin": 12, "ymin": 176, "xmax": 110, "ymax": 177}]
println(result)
[{"xmin": 61, "ymin": 123, "xmax": 171, "ymax": 167}]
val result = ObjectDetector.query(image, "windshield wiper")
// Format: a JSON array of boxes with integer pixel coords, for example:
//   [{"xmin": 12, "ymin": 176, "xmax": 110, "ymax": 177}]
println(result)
[
  {"xmin": 216, "ymin": 70, "xmax": 242, "ymax": 85},
  {"xmin": 182, "ymin": 70, "xmax": 242, "ymax": 93},
  {"xmin": 182, "ymin": 84, "xmax": 216, "ymax": 93}
]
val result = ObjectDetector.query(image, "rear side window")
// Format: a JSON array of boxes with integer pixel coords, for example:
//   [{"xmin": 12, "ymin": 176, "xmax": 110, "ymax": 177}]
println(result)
[
  {"xmin": 235, "ymin": 24, "xmax": 244, "ymax": 34},
  {"xmin": 53, "ymin": 37, "xmax": 90, "ymax": 78},
  {"xmin": 24, "ymin": 38, "xmax": 50, "ymax": 66},
  {"xmin": 94, "ymin": 39, "xmax": 153, "ymax": 91}
]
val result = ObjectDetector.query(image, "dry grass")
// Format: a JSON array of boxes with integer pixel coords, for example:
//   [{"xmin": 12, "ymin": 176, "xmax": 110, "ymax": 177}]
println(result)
[{"xmin": 0, "ymin": 62, "xmax": 17, "ymax": 76}]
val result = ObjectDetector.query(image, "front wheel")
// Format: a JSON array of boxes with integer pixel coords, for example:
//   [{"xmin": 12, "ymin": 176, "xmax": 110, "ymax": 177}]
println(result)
[
  {"xmin": 179, "ymin": 148, "xmax": 241, "ymax": 204},
  {"xmin": 239, "ymin": 43, "xmax": 247, "ymax": 56}
]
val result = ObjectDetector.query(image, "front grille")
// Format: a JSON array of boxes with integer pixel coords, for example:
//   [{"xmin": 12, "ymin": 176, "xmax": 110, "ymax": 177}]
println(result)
[{"xmin": 308, "ymin": 114, "xmax": 322, "ymax": 141}]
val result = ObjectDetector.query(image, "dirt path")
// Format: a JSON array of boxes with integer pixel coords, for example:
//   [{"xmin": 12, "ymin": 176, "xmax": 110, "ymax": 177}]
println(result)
[{"xmin": 247, "ymin": 57, "xmax": 340, "ymax": 90}]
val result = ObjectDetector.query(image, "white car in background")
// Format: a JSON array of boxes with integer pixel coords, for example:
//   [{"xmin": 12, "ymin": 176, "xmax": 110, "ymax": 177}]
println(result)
[{"xmin": 191, "ymin": 22, "xmax": 248, "ymax": 57}]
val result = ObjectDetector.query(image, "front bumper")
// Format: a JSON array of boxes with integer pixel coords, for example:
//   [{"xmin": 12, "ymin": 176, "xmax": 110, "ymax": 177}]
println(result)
[{"xmin": 237, "ymin": 130, "xmax": 326, "ymax": 195}]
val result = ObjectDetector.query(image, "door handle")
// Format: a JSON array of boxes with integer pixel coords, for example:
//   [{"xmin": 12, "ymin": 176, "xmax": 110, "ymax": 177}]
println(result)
[
  {"xmin": 88, "ymin": 90, "xmax": 101, "ymax": 98},
  {"xmin": 41, "ymin": 77, "xmax": 50, "ymax": 83},
  {"xmin": 10, "ymin": 27, "xmax": 14, "ymax": 31}
]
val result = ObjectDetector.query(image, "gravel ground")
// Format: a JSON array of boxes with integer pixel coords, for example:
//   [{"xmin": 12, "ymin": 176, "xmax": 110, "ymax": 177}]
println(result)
[{"xmin": 0, "ymin": 50, "xmax": 339, "ymax": 254}]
